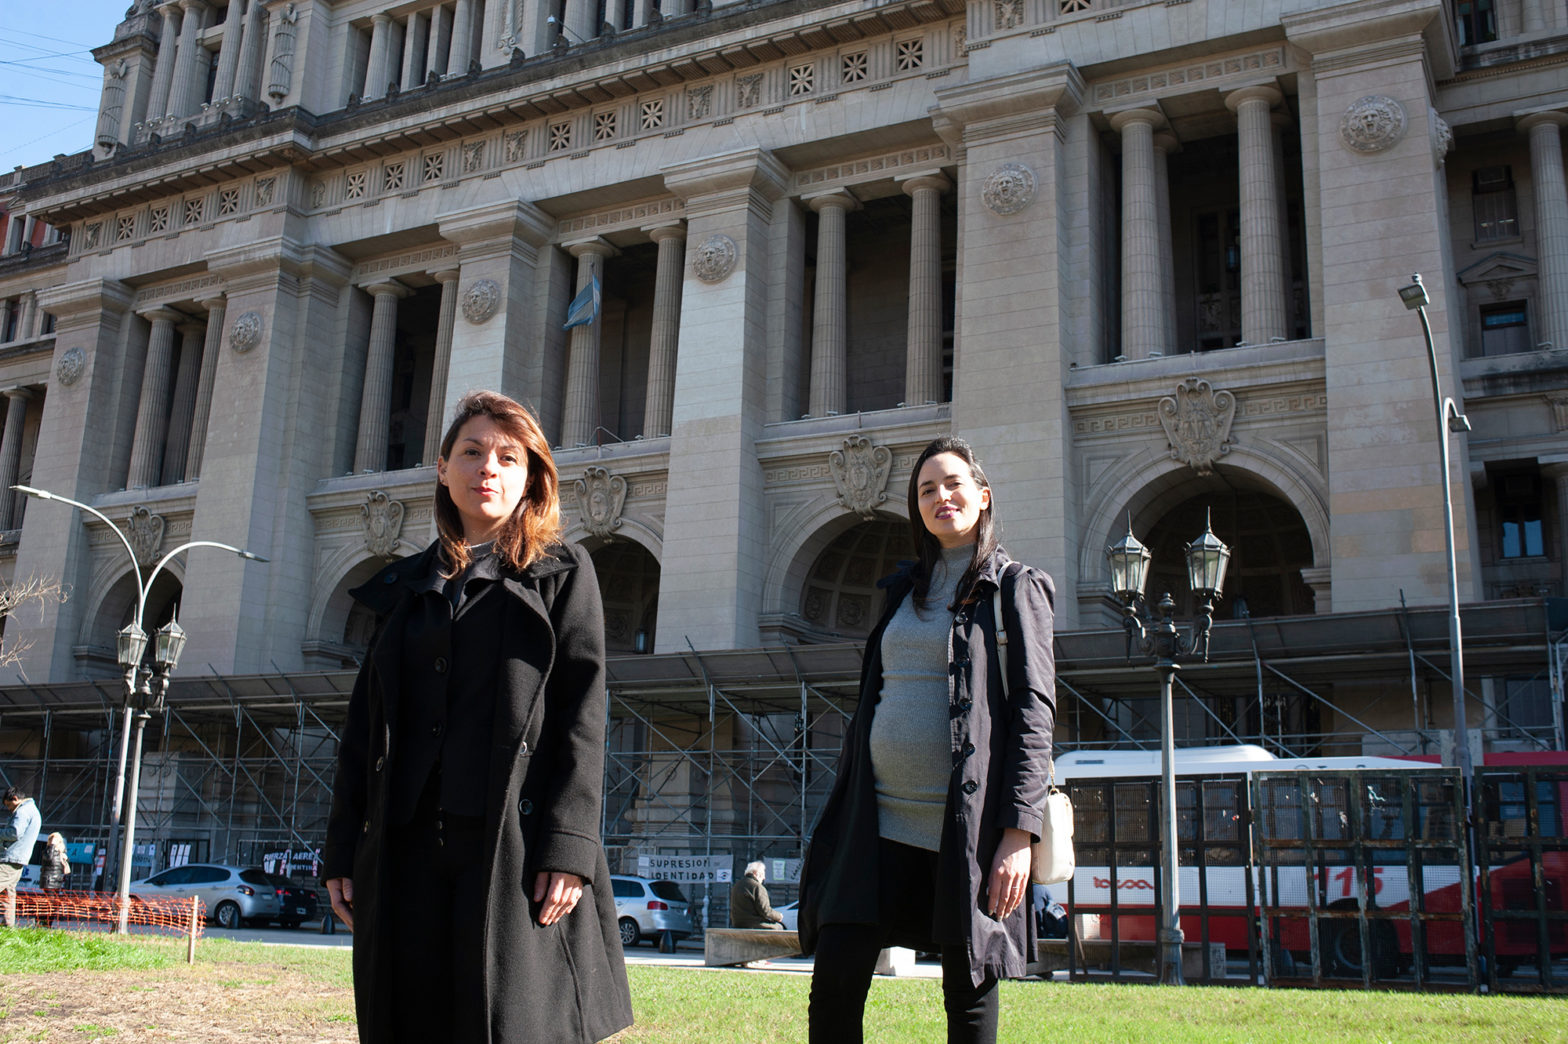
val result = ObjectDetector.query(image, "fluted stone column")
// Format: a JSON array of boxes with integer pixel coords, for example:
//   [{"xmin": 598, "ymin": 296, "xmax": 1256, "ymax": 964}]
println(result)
[
  {"xmin": 1111, "ymin": 108, "xmax": 1166, "ymax": 360},
  {"xmin": 643, "ymin": 224, "xmax": 686, "ymax": 438},
  {"xmin": 447, "ymin": 0, "xmax": 473, "ymax": 75},
  {"xmin": 146, "ymin": 2, "xmax": 182, "ymax": 120},
  {"xmin": 233, "ymin": 0, "xmax": 265, "ymax": 99},
  {"xmin": 0, "ymin": 389, "xmax": 33, "ymax": 529},
  {"xmin": 128, "ymin": 308, "xmax": 182, "ymax": 488},
  {"xmin": 161, "ymin": 322, "xmax": 205, "ymax": 483},
  {"xmin": 210, "ymin": 0, "xmax": 245, "ymax": 101},
  {"xmin": 561, "ymin": 241, "xmax": 614, "ymax": 447},
  {"xmin": 184, "ymin": 296, "xmax": 226, "ymax": 479},
  {"xmin": 631, "ymin": 0, "xmax": 655, "ymax": 29},
  {"xmin": 364, "ymin": 13, "xmax": 393, "ymax": 99},
  {"xmin": 1543, "ymin": 462, "xmax": 1568, "ymax": 563},
  {"xmin": 1522, "ymin": 111, "xmax": 1568, "ymax": 351},
  {"xmin": 807, "ymin": 191, "xmax": 856, "ymax": 416},
  {"xmin": 1227, "ymin": 85, "xmax": 1290, "ymax": 345},
  {"xmin": 16, "ymin": 293, "xmax": 36, "ymax": 341},
  {"xmin": 354, "ymin": 281, "xmax": 408, "ymax": 472},
  {"xmin": 900, "ymin": 173, "xmax": 949, "ymax": 405},
  {"xmin": 401, "ymin": 12, "xmax": 429, "ymax": 92},
  {"xmin": 1154, "ymin": 132, "xmax": 1179, "ymax": 352},
  {"xmin": 563, "ymin": 0, "xmax": 594, "ymax": 46},
  {"xmin": 422, "ymin": 270, "xmax": 459, "ymax": 463},
  {"xmin": 1523, "ymin": 0, "xmax": 1547, "ymax": 33},
  {"xmin": 168, "ymin": 0, "xmax": 210, "ymax": 120},
  {"xmin": 427, "ymin": 5, "xmax": 451, "ymax": 80}
]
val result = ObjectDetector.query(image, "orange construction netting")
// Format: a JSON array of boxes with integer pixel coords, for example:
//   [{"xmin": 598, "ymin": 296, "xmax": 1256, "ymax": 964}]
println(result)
[{"xmin": 12, "ymin": 889, "xmax": 206, "ymax": 938}]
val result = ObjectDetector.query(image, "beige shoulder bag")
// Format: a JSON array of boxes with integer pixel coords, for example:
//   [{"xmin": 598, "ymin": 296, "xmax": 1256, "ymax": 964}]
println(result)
[{"xmin": 992, "ymin": 588, "xmax": 1075, "ymax": 886}]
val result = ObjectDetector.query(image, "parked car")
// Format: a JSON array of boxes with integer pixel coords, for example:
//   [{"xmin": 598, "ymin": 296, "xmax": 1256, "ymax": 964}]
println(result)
[
  {"xmin": 129, "ymin": 863, "xmax": 282, "ymax": 929},
  {"xmin": 266, "ymin": 874, "xmax": 319, "ymax": 929},
  {"xmin": 776, "ymin": 900, "xmax": 799, "ymax": 932},
  {"xmin": 610, "ymin": 875, "xmax": 694, "ymax": 947}
]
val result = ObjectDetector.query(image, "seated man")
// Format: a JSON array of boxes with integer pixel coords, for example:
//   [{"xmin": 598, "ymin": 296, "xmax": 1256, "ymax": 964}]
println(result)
[{"xmin": 729, "ymin": 860, "xmax": 784, "ymax": 930}]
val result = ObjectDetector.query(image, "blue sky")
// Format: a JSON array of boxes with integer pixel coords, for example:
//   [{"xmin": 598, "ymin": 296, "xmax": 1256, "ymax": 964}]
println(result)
[{"xmin": 1, "ymin": 2, "xmax": 136, "ymax": 170}]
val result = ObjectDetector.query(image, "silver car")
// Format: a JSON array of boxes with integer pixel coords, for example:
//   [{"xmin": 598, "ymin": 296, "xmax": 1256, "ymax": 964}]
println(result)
[
  {"xmin": 130, "ymin": 863, "xmax": 282, "ymax": 929},
  {"xmin": 610, "ymin": 875, "xmax": 694, "ymax": 947}
]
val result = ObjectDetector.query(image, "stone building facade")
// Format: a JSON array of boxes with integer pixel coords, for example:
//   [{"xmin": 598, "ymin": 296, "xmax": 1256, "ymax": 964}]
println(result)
[{"xmin": 1, "ymin": 0, "xmax": 1567, "ymax": 869}]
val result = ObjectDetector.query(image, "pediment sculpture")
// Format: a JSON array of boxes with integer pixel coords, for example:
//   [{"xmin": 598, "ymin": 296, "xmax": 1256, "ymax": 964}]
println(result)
[
  {"xmin": 573, "ymin": 467, "xmax": 627, "ymax": 540},
  {"xmin": 361, "ymin": 491, "xmax": 405, "ymax": 559},
  {"xmin": 829, "ymin": 435, "xmax": 893, "ymax": 520},
  {"xmin": 1158, "ymin": 378, "xmax": 1235, "ymax": 477},
  {"xmin": 126, "ymin": 506, "xmax": 165, "ymax": 568}
]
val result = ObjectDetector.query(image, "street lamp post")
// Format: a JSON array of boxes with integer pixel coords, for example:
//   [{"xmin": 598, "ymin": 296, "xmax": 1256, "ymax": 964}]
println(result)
[
  {"xmin": 12, "ymin": 484, "xmax": 266, "ymax": 932},
  {"xmin": 1395, "ymin": 274, "xmax": 1475, "ymax": 799},
  {"xmin": 1106, "ymin": 511, "xmax": 1231, "ymax": 986}
]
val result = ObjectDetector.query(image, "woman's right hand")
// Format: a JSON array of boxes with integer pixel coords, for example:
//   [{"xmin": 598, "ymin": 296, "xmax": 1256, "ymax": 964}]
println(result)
[{"xmin": 325, "ymin": 877, "xmax": 355, "ymax": 931}]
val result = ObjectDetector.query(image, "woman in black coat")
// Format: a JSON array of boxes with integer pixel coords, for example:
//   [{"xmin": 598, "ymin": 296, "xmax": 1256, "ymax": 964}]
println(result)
[
  {"xmin": 799, "ymin": 436, "xmax": 1056, "ymax": 1044},
  {"xmin": 323, "ymin": 390, "xmax": 632, "ymax": 1044}
]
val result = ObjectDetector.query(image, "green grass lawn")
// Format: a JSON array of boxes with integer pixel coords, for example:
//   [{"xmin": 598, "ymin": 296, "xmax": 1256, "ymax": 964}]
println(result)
[{"xmin": 1, "ymin": 930, "xmax": 1563, "ymax": 1043}]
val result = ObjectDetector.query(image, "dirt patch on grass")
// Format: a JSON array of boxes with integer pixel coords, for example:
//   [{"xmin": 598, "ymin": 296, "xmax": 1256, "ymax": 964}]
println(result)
[{"xmin": 0, "ymin": 962, "xmax": 356, "ymax": 1042}]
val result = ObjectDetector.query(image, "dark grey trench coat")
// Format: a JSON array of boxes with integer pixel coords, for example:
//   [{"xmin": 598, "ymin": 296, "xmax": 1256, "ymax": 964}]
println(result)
[
  {"xmin": 322, "ymin": 540, "xmax": 633, "ymax": 1043},
  {"xmin": 798, "ymin": 548, "xmax": 1056, "ymax": 985}
]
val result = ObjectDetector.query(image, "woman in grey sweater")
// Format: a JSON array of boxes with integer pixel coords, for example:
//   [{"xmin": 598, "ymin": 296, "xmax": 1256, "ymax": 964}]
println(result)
[{"xmin": 800, "ymin": 436, "xmax": 1057, "ymax": 1044}]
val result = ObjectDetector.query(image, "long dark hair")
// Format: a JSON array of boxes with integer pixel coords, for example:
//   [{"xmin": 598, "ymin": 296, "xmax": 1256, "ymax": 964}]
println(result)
[
  {"xmin": 905, "ymin": 436, "xmax": 997, "ymax": 608},
  {"xmin": 435, "ymin": 391, "xmax": 562, "ymax": 576}
]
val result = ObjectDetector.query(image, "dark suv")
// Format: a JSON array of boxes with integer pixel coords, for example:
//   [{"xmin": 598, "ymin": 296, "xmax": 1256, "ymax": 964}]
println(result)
[{"xmin": 267, "ymin": 874, "xmax": 320, "ymax": 929}]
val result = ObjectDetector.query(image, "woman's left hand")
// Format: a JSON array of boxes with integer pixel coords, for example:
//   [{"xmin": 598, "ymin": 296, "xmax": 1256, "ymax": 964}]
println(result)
[
  {"xmin": 533, "ymin": 871, "xmax": 585, "ymax": 925},
  {"xmin": 986, "ymin": 828, "xmax": 1033, "ymax": 919}
]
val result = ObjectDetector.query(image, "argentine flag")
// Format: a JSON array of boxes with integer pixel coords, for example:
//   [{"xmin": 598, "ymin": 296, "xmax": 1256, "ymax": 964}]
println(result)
[{"xmin": 563, "ymin": 273, "xmax": 601, "ymax": 330}]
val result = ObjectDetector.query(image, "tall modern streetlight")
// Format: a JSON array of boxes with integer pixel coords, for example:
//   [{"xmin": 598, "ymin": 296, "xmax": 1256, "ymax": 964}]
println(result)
[
  {"xmin": 1106, "ymin": 511, "xmax": 1231, "ymax": 985},
  {"xmin": 12, "ymin": 484, "xmax": 266, "ymax": 932},
  {"xmin": 1395, "ymin": 274, "xmax": 1475, "ymax": 801}
]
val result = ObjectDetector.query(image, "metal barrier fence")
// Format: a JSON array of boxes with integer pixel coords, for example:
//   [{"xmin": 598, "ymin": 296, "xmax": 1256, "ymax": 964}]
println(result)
[{"xmin": 1059, "ymin": 767, "xmax": 1568, "ymax": 992}]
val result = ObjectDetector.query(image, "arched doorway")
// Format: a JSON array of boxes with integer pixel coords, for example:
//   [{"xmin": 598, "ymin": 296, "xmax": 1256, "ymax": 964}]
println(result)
[
  {"xmin": 796, "ymin": 517, "xmax": 914, "ymax": 640},
  {"xmin": 588, "ymin": 540, "xmax": 660, "ymax": 654},
  {"xmin": 1142, "ymin": 490, "xmax": 1314, "ymax": 619}
]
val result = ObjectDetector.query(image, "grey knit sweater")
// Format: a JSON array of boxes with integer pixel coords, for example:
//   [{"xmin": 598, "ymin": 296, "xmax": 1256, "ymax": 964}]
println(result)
[{"xmin": 869, "ymin": 545, "xmax": 971, "ymax": 851}]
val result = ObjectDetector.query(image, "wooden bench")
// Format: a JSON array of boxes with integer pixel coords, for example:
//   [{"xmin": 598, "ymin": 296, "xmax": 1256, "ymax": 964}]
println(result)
[
  {"xmin": 1037, "ymin": 938, "xmax": 1228, "ymax": 979},
  {"xmin": 704, "ymin": 927, "xmax": 802, "ymax": 967}
]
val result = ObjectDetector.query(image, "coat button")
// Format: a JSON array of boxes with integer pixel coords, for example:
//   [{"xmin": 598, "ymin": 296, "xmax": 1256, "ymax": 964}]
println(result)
[
  {"xmin": 520, "ymin": 741, "xmax": 529, "ymax": 756},
  {"xmin": 962, "ymin": 780, "xmax": 979, "ymax": 795},
  {"xmin": 383, "ymin": 573, "xmax": 398, "ymax": 585},
  {"xmin": 954, "ymin": 658, "xmax": 971, "ymax": 669},
  {"xmin": 962, "ymin": 743, "xmax": 975, "ymax": 758},
  {"xmin": 362, "ymin": 819, "xmax": 370, "ymax": 833},
  {"xmin": 374, "ymin": 756, "xmax": 385, "ymax": 772},
  {"xmin": 959, "ymin": 698, "xmax": 973, "ymax": 711},
  {"xmin": 955, "ymin": 613, "xmax": 968, "ymax": 625},
  {"xmin": 434, "ymin": 657, "xmax": 448, "ymax": 674},
  {"xmin": 432, "ymin": 722, "xmax": 443, "ymax": 737},
  {"xmin": 519, "ymin": 798, "xmax": 534, "ymax": 815}
]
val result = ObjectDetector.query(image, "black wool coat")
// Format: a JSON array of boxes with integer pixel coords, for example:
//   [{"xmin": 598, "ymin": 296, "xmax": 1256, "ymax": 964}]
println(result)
[
  {"xmin": 322, "ymin": 540, "xmax": 633, "ymax": 1044},
  {"xmin": 798, "ymin": 549, "xmax": 1057, "ymax": 985}
]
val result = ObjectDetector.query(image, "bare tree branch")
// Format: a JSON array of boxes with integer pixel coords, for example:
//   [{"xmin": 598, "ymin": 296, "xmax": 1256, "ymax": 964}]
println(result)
[{"xmin": 0, "ymin": 576, "xmax": 69, "ymax": 669}]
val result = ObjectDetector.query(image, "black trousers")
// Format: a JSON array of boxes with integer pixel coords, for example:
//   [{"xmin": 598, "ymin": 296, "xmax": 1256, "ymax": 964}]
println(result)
[
  {"xmin": 808, "ymin": 838, "xmax": 1000, "ymax": 1044},
  {"xmin": 387, "ymin": 787, "xmax": 488, "ymax": 1044}
]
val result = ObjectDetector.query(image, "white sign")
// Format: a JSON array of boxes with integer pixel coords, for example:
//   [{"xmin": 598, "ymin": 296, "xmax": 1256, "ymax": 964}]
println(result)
[{"xmin": 637, "ymin": 854, "xmax": 734, "ymax": 883}]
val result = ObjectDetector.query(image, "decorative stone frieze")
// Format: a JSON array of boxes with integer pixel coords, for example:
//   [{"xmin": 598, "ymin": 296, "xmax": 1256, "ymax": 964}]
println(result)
[
  {"xmin": 127, "ymin": 505, "xmax": 165, "ymax": 567},
  {"xmin": 692, "ymin": 234, "xmax": 738, "ymax": 283},
  {"xmin": 55, "ymin": 348, "xmax": 86, "ymax": 387},
  {"xmin": 1339, "ymin": 96, "xmax": 1406, "ymax": 155},
  {"xmin": 1157, "ymin": 378, "xmax": 1236, "ymax": 476},
  {"xmin": 461, "ymin": 279, "xmax": 500, "ymax": 324},
  {"xmin": 829, "ymin": 435, "xmax": 893, "ymax": 520},
  {"xmin": 981, "ymin": 163, "xmax": 1036, "ymax": 216},
  {"xmin": 1548, "ymin": 395, "xmax": 1568, "ymax": 433},
  {"xmin": 360, "ymin": 491, "xmax": 405, "ymax": 558},
  {"xmin": 572, "ymin": 467, "xmax": 628, "ymax": 539},
  {"xmin": 230, "ymin": 311, "xmax": 263, "ymax": 353}
]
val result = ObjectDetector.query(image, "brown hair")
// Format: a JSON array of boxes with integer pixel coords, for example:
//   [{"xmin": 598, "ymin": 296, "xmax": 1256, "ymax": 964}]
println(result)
[
  {"xmin": 905, "ymin": 436, "xmax": 998, "ymax": 609},
  {"xmin": 435, "ymin": 391, "xmax": 562, "ymax": 576}
]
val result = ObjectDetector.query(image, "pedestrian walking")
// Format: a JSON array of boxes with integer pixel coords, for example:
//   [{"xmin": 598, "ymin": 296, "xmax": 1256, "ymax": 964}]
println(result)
[
  {"xmin": 0, "ymin": 786, "xmax": 42, "ymax": 927},
  {"xmin": 38, "ymin": 833, "xmax": 70, "ymax": 927}
]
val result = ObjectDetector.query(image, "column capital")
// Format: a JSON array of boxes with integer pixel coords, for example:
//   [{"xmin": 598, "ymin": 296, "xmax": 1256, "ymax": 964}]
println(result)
[
  {"xmin": 805, "ymin": 189, "xmax": 860, "ymax": 214},
  {"xmin": 361, "ymin": 279, "xmax": 410, "ymax": 298},
  {"xmin": 1153, "ymin": 131, "xmax": 1181, "ymax": 155},
  {"xmin": 137, "ymin": 305, "xmax": 186, "ymax": 323},
  {"xmin": 1518, "ymin": 110, "xmax": 1568, "ymax": 135},
  {"xmin": 898, "ymin": 172, "xmax": 951, "ymax": 196},
  {"xmin": 1539, "ymin": 459, "xmax": 1568, "ymax": 480},
  {"xmin": 565, "ymin": 237, "xmax": 618, "ymax": 260},
  {"xmin": 1108, "ymin": 107, "xmax": 1166, "ymax": 133},
  {"xmin": 176, "ymin": 320, "xmax": 206, "ymax": 338},
  {"xmin": 369, "ymin": 10, "xmax": 393, "ymax": 26},
  {"xmin": 177, "ymin": 0, "xmax": 209, "ymax": 16},
  {"xmin": 2, "ymin": 387, "xmax": 34, "ymax": 403},
  {"xmin": 644, "ymin": 221, "xmax": 687, "ymax": 243},
  {"xmin": 1224, "ymin": 84, "xmax": 1282, "ymax": 113},
  {"xmin": 198, "ymin": 293, "xmax": 227, "ymax": 312},
  {"xmin": 429, "ymin": 268, "xmax": 460, "ymax": 283}
]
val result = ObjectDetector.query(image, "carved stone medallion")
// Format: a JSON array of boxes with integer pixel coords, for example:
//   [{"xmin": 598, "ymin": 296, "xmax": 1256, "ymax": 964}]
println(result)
[
  {"xmin": 230, "ymin": 311, "xmax": 263, "ymax": 353},
  {"xmin": 572, "ymin": 467, "xmax": 628, "ymax": 539},
  {"xmin": 1430, "ymin": 112, "xmax": 1453, "ymax": 167},
  {"xmin": 126, "ymin": 506, "xmax": 165, "ymax": 567},
  {"xmin": 461, "ymin": 279, "xmax": 501, "ymax": 324},
  {"xmin": 1158, "ymin": 379, "xmax": 1236, "ymax": 476},
  {"xmin": 693, "ymin": 234, "xmax": 738, "ymax": 283},
  {"xmin": 829, "ymin": 435, "xmax": 893, "ymax": 520},
  {"xmin": 360, "ymin": 490, "xmax": 405, "ymax": 558},
  {"xmin": 55, "ymin": 347, "xmax": 86, "ymax": 387},
  {"xmin": 982, "ymin": 163, "xmax": 1036, "ymax": 216},
  {"xmin": 1339, "ymin": 96, "xmax": 1407, "ymax": 154}
]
